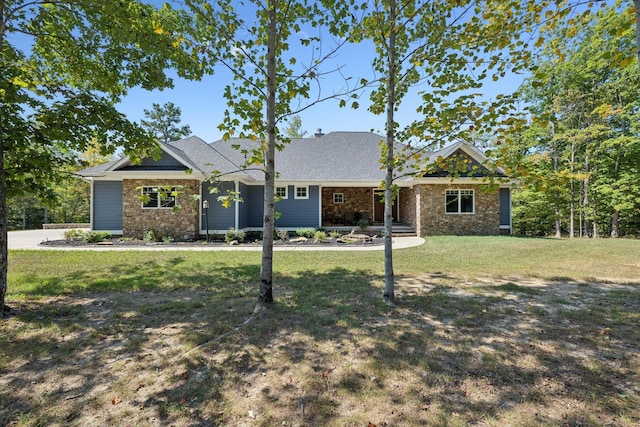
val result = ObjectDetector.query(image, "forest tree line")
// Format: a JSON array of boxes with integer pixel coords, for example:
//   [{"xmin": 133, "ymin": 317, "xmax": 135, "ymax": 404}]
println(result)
[
  {"xmin": 6, "ymin": 2, "xmax": 638, "ymax": 238},
  {"xmin": 509, "ymin": 3, "xmax": 639, "ymax": 237}
]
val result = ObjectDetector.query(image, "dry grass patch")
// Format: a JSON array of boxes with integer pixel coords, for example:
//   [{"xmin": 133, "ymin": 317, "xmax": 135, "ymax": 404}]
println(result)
[
  {"xmin": 2, "ymin": 272, "xmax": 639, "ymax": 426},
  {"xmin": 2, "ymin": 239, "xmax": 639, "ymax": 426}
]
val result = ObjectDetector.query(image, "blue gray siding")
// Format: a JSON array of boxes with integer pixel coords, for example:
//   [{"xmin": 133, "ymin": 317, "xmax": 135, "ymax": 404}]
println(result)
[
  {"xmin": 202, "ymin": 181, "xmax": 235, "ymax": 230},
  {"xmin": 93, "ymin": 181, "xmax": 123, "ymax": 231},
  {"xmin": 243, "ymin": 185, "xmax": 320, "ymax": 228},
  {"xmin": 238, "ymin": 183, "xmax": 249, "ymax": 229},
  {"xmin": 276, "ymin": 185, "xmax": 320, "ymax": 227},
  {"xmin": 499, "ymin": 188, "xmax": 511, "ymax": 226},
  {"xmin": 246, "ymin": 186, "xmax": 265, "ymax": 227}
]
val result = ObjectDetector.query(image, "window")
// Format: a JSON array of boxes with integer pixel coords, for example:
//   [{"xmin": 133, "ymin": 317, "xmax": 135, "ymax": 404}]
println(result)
[
  {"xmin": 141, "ymin": 186, "xmax": 177, "ymax": 209},
  {"xmin": 295, "ymin": 186, "xmax": 308, "ymax": 199},
  {"xmin": 333, "ymin": 193, "xmax": 344, "ymax": 204},
  {"xmin": 445, "ymin": 189, "xmax": 474, "ymax": 214},
  {"xmin": 275, "ymin": 186, "xmax": 288, "ymax": 199}
]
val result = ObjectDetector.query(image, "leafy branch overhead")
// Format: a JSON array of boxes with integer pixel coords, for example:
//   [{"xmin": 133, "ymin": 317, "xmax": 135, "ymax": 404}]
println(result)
[
  {"xmin": 0, "ymin": 0, "xmax": 206, "ymax": 316},
  {"xmin": 181, "ymin": 0, "xmax": 370, "ymax": 311}
]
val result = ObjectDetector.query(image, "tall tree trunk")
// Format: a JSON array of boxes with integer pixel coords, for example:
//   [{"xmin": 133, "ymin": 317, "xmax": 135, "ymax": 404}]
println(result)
[
  {"xmin": 383, "ymin": 0, "xmax": 397, "ymax": 303},
  {"xmin": 582, "ymin": 151, "xmax": 590, "ymax": 238},
  {"xmin": 569, "ymin": 139, "xmax": 575, "ymax": 238},
  {"xmin": 0, "ymin": 114, "xmax": 7, "ymax": 317},
  {"xmin": 1, "ymin": 1, "xmax": 9, "ymax": 317},
  {"xmin": 611, "ymin": 211, "xmax": 620, "ymax": 238},
  {"xmin": 610, "ymin": 140, "xmax": 622, "ymax": 238},
  {"xmin": 256, "ymin": 1, "xmax": 277, "ymax": 312},
  {"xmin": 552, "ymin": 138, "xmax": 561, "ymax": 238}
]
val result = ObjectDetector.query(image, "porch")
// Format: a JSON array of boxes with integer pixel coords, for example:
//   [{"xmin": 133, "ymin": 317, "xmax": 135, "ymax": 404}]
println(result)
[{"xmin": 321, "ymin": 187, "xmax": 415, "ymax": 236}]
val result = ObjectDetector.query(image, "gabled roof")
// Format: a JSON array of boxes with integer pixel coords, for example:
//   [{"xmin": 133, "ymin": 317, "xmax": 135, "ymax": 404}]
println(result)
[
  {"xmin": 209, "ymin": 131, "xmax": 399, "ymax": 182},
  {"xmin": 77, "ymin": 132, "xmax": 501, "ymax": 182},
  {"xmin": 76, "ymin": 136, "xmax": 248, "ymax": 178}
]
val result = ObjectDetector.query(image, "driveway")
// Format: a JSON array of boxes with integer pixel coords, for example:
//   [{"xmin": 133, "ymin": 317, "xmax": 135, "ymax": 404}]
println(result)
[
  {"xmin": 8, "ymin": 229, "xmax": 425, "ymax": 251},
  {"xmin": 8, "ymin": 228, "xmax": 86, "ymax": 250}
]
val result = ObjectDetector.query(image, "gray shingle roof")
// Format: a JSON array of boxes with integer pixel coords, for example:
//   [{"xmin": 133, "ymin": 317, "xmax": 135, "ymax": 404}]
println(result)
[
  {"xmin": 77, "ymin": 132, "xmax": 494, "ymax": 181},
  {"xmin": 209, "ymin": 131, "xmax": 412, "ymax": 182}
]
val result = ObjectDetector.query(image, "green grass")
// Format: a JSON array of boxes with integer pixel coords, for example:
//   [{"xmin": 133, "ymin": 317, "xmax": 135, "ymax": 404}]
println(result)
[
  {"xmin": 2, "ymin": 236, "xmax": 639, "ymax": 426},
  {"xmin": 7, "ymin": 237, "xmax": 640, "ymax": 299}
]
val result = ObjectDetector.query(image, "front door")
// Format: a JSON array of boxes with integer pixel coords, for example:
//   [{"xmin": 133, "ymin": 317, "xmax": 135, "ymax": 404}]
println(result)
[{"xmin": 373, "ymin": 190, "xmax": 398, "ymax": 223}]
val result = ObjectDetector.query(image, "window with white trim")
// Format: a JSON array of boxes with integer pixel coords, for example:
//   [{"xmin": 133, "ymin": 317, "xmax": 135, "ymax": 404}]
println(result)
[
  {"xmin": 275, "ymin": 186, "xmax": 288, "ymax": 199},
  {"xmin": 333, "ymin": 193, "xmax": 344, "ymax": 204},
  {"xmin": 141, "ymin": 186, "xmax": 178, "ymax": 209},
  {"xmin": 445, "ymin": 189, "xmax": 474, "ymax": 214},
  {"xmin": 295, "ymin": 186, "xmax": 308, "ymax": 199}
]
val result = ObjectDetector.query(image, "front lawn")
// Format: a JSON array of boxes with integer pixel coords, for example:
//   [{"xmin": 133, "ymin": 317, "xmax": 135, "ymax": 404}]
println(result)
[{"xmin": 1, "ymin": 236, "xmax": 639, "ymax": 426}]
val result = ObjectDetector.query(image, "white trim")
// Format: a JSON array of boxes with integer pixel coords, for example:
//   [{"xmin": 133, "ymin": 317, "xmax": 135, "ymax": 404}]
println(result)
[
  {"xmin": 275, "ymin": 185, "xmax": 288, "ymax": 199},
  {"xmin": 318, "ymin": 184, "xmax": 323, "ymax": 227},
  {"xmin": 445, "ymin": 189, "xmax": 475, "ymax": 215},
  {"xmin": 90, "ymin": 181, "xmax": 95, "ymax": 230},
  {"xmin": 107, "ymin": 142, "xmax": 198, "ymax": 172},
  {"xmin": 234, "ymin": 180, "xmax": 240, "ymax": 230},
  {"xmin": 294, "ymin": 185, "xmax": 309, "ymax": 199},
  {"xmin": 141, "ymin": 186, "xmax": 178, "ymax": 209}
]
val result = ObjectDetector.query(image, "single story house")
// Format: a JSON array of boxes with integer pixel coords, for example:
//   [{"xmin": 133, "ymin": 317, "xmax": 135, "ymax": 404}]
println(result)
[{"xmin": 76, "ymin": 131, "xmax": 512, "ymax": 239}]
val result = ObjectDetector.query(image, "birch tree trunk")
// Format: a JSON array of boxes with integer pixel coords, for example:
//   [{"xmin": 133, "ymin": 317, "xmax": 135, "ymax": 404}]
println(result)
[
  {"xmin": 383, "ymin": 0, "xmax": 397, "ymax": 303},
  {"xmin": 0, "ymin": 120, "xmax": 7, "ymax": 317},
  {"xmin": 256, "ymin": 1, "xmax": 277, "ymax": 312},
  {"xmin": 0, "ymin": 1, "xmax": 8, "ymax": 317}
]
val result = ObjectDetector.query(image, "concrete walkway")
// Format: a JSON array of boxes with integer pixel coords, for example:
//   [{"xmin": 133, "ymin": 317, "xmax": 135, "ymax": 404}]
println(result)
[{"xmin": 8, "ymin": 229, "xmax": 425, "ymax": 251}]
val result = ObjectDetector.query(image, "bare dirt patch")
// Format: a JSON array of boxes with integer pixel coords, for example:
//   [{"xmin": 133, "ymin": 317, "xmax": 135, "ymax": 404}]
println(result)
[{"xmin": 1, "ymin": 275, "xmax": 639, "ymax": 426}]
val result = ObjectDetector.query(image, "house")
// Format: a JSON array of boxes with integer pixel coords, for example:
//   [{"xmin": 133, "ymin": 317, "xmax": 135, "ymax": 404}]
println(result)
[{"xmin": 76, "ymin": 131, "xmax": 512, "ymax": 239}]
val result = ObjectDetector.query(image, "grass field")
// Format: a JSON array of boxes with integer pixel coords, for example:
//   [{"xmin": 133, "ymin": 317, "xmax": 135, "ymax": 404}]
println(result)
[{"xmin": 1, "ymin": 236, "xmax": 639, "ymax": 426}]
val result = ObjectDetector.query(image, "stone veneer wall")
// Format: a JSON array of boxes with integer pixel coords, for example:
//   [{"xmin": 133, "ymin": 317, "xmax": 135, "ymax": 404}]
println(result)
[
  {"xmin": 418, "ymin": 184, "xmax": 500, "ymax": 236},
  {"xmin": 322, "ymin": 187, "xmax": 373, "ymax": 225},
  {"xmin": 122, "ymin": 179, "xmax": 200, "ymax": 240},
  {"xmin": 398, "ymin": 187, "xmax": 416, "ymax": 228}
]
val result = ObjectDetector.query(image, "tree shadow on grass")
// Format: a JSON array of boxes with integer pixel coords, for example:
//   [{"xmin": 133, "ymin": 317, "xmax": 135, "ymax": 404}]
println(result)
[{"xmin": 1, "ymin": 266, "xmax": 639, "ymax": 426}]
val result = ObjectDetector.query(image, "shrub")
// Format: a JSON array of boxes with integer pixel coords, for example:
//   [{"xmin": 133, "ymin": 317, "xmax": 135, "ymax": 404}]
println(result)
[
  {"xmin": 63, "ymin": 229, "xmax": 85, "ymax": 242},
  {"xmin": 313, "ymin": 230, "xmax": 327, "ymax": 242},
  {"xmin": 82, "ymin": 231, "xmax": 111, "ymax": 243},
  {"xmin": 143, "ymin": 229, "xmax": 157, "ymax": 243},
  {"xmin": 295, "ymin": 227, "xmax": 316, "ymax": 238},
  {"xmin": 357, "ymin": 219, "xmax": 369, "ymax": 229},
  {"xmin": 329, "ymin": 230, "xmax": 341, "ymax": 239},
  {"xmin": 225, "ymin": 228, "xmax": 246, "ymax": 243}
]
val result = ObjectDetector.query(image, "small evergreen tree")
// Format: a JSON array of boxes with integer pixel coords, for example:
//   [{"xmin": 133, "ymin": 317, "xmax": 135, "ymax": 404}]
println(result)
[{"xmin": 141, "ymin": 102, "xmax": 192, "ymax": 143}]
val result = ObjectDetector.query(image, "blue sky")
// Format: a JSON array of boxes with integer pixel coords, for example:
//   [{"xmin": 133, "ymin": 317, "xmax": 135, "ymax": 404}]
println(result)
[{"xmin": 115, "ymin": 2, "xmax": 533, "ymax": 143}]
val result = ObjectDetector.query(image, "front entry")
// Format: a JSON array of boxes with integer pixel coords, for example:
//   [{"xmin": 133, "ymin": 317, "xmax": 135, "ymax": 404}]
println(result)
[{"xmin": 373, "ymin": 190, "xmax": 398, "ymax": 223}]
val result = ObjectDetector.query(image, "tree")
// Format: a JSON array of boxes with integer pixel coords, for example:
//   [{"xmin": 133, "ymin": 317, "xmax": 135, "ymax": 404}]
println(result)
[
  {"xmin": 516, "ymin": 2, "xmax": 640, "ymax": 238},
  {"xmin": 141, "ymin": 102, "xmax": 192, "ymax": 143},
  {"xmin": 360, "ymin": 0, "xmax": 593, "ymax": 301},
  {"xmin": 283, "ymin": 115, "xmax": 307, "ymax": 138},
  {"xmin": 184, "ymin": 0, "xmax": 363, "ymax": 311},
  {"xmin": 1, "ymin": 1, "xmax": 203, "ymax": 316}
]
